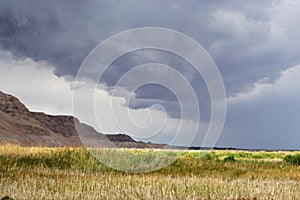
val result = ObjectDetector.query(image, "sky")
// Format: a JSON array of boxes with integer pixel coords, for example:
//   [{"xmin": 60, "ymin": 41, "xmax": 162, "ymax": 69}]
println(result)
[{"xmin": 0, "ymin": 0, "xmax": 299, "ymax": 149}]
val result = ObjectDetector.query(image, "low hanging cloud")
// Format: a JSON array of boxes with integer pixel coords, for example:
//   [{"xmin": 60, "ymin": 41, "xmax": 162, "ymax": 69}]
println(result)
[{"xmin": 0, "ymin": 50, "xmax": 201, "ymax": 146}]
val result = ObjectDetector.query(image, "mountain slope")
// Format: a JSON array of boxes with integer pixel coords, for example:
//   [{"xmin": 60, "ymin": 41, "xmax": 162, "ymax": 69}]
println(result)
[
  {"xmin": 0, "ymin": 91, "xmax": 107, "ymax": 146},
  {"xmin": 0, "ymin": 91, "xmax": 127, "ymax": 147},
  {"xmin": 0, "ymin": 91, "xmax": 166, "ymax": 148}
]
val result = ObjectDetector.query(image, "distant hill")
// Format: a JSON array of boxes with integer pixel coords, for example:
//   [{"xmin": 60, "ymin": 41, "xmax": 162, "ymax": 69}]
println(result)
[{"xmin": 0, "ymin": 91, "xmax": 164, "ymax": 148}]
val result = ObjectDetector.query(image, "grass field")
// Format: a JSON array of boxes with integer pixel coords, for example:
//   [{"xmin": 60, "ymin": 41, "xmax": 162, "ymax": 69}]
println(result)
[{"xmin": 0, "ymin": 144, "xmax": 300, "ymax": 200}]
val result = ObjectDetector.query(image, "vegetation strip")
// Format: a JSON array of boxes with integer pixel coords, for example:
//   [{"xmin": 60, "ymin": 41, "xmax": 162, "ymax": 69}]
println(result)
[{"xmin": 1, "ymin": 144, "xmax": 300, "ymax": 199}]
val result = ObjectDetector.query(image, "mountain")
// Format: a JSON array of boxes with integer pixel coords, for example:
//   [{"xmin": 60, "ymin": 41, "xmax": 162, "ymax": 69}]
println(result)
[{"xmin": 0, "ymin": 91, "xmax": 164, "ymax": 148}]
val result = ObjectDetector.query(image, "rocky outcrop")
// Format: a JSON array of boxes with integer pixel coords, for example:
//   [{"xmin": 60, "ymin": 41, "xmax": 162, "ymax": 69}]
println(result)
[
  {"xmin": 106, "ymin": 134, "xmax": 136, "ymax": 143},
  {"xmin": 0, "ymin": 91, "xmax": 29, "ymax": 116},
  {"xmin": 0, "ymin": 91, "xmax": 123, "ymax": 147},
  {"xmin": 0, "ymin": 91, "xmax": 166, "ymax": 148}
]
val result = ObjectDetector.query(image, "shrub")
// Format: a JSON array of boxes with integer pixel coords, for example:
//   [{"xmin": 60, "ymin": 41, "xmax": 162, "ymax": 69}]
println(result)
[
  {"xmin": 204, "ymin": 152, "xmax": 219, "ymax": 160},
  {"xmin": 284, "ymin": 154, "xmax": 300, "ymax": 165},
  {"xmin": 224, "ymin": 154, "xmax": 236, "ymax": 162}
]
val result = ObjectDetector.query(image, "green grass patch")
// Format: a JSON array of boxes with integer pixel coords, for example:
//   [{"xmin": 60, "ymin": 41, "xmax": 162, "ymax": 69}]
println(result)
[{"xmin": 284, "ymin": 154, "xmax": 300, "ymax": 165}]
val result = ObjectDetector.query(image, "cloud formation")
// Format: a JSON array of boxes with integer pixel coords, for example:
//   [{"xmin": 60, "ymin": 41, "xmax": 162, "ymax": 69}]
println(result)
[
  {"xmin": 1, "ymin": 0, "xmax": 300, "ymax": 148},
  {"xmin": 0, "ymin": 50, "xmax": 203, "ymax": 146},
  {"xmin": 1, "ymin": 0, "xmax": 300, "ymax": 94}
]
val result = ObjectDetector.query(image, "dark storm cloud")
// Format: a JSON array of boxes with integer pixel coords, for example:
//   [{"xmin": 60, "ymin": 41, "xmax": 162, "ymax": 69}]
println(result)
[
  {"xmin": 1, "ymin": 0, "xmax": 300, "ymax": 121},
  {"xmin": 0, "ymin": 0, "xmax": 98, "ymax": 76},
  {"xmin": 101, "ymin": 49, "xmax": 211, "ymax": 119},
  {"xmin": 0, "ymin": 0, "xmax": 215, "ymax": 78}
]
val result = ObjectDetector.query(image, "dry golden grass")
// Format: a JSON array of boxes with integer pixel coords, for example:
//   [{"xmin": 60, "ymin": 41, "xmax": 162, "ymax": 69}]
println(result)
[{"xmin": 0, "ymin": 144, "xmax": 299, "ymax": 200}]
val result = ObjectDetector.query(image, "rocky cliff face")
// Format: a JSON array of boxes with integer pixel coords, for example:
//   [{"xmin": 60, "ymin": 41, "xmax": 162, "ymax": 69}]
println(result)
[
  {"xmin": 0, "ymin": 91, "xmax": 103, "ymax": 146},
  {"xmin": 0, "ymin": 91, "xmax": 118, "ymax": 147},
  {"xmin": 0, "ymin": 91, "xmax": 165, "ymax": 148},
  {"xmin": 0, "ymin": 91, "xmax": 29, "ymax": 116}
]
